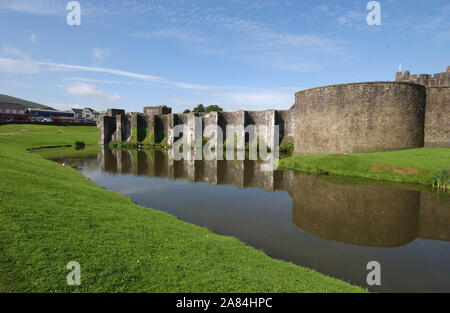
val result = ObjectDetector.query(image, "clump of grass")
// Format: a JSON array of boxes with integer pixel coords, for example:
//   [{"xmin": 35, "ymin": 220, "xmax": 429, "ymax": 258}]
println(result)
[
  {"xmin": 279, "ymin": 143, "xmax": 294, "ymax": 155},
  {"xmin": 433, "ymin": 169, "xmax": 449, "ymax": 191}
]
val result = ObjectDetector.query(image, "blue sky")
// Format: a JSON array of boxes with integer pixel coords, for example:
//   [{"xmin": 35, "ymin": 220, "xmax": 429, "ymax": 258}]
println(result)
[{"xmin": 0, "ymin": 0, "xmax": 448, "ymax": 113}]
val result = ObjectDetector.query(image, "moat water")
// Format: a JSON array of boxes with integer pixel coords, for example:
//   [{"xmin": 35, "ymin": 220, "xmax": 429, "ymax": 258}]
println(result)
[{"xmin": 43, "ymin": 147, "xmax": 450, "ymax": 293}]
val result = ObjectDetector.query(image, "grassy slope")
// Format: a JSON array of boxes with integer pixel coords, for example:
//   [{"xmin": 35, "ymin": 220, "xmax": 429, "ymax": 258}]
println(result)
[
  {"xmin": 279, "ymin": 149, "xmax": 450, "ymax": 186},
  {"xmin": 0, "ymin": 94, "xmax": 50, "ymax": 109},
  {"xmin": 0, "ymin": 125, "xmax": 364, "ymax": 293}
]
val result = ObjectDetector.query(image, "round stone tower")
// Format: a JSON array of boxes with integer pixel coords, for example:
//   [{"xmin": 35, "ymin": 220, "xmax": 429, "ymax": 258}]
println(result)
[{"xmin": 293, "ymin": 82, "xmax": 426, "ymax": 155}]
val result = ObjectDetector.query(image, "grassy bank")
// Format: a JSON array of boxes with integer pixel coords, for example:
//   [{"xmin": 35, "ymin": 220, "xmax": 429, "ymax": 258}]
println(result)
[
  {"xmin": 0, "ymin": 125, "xmax": 364, "ymax": 292},
  {"xmin": 32, "ymin": 145, "xmax": 100, "ymax": 161},
  {"xmin": 279, "ymin": 148, "xmax": 450, "ymax": 188}
]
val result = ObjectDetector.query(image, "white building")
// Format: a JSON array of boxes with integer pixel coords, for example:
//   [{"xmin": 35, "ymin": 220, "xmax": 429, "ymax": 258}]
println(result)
[
  {"xmin": 69, "ymin": 107, "xmax": 100, "ymax": 122},
  {"xmin": 83, "ymin": 108, "xmax": 100, "ymax": 122},
  {"xmin": 69, "ymin": 108, "xmax": 84, "ymax": 122}
]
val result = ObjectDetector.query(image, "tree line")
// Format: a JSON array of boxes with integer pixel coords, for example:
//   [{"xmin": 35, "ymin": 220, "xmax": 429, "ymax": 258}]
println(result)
[{"xmin": 183, "ymin": 104, "xmax": 223, "ymax": 114}]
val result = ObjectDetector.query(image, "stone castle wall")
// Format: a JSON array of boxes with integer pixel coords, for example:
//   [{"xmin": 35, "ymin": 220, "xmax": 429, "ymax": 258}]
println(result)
[
  {"xmin": 396, "ymin": 66, "xmax": 450, "ymax": 87},
  {"xmin": 293, "ymin": 82, "xmax": 426, "ymax": 155},
  {"xmin": 395, "ymin": 66, "xmax": 449, "ymax": 148},
  {"xmin": 98, "ymin": 66, "xmax": 449, "ymax": 154},
  {"xmin": 425, "ymin": 87, "xmax": 450, "ymax": 148},
  {"xmin": 99, "ymin": 108, "xmax": 293, "ymax": 152}
]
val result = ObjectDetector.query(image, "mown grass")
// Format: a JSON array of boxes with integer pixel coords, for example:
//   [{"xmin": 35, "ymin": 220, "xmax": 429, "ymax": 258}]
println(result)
[
  {"xmin": 0, "ymin": 125, "xmax": 364, "ymax": 293},
  {"xmin": 279, "ymin": 149, "xmax": 450, "ymax": 187},
  {"xmin": 0, "ymin": 124, "xmax": 99, "ymax": 149}
]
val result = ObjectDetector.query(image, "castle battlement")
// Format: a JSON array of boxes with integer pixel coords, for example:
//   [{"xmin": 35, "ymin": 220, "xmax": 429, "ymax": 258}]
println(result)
[{"xmin": 395, "ymin": 66, "xmax": 450, "ymax": 87}]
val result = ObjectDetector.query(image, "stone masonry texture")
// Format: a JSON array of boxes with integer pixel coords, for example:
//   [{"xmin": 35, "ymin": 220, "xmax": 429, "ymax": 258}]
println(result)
[{"xmin": 293, "ymin": 82, "xmax": 426, "ymax": 155}]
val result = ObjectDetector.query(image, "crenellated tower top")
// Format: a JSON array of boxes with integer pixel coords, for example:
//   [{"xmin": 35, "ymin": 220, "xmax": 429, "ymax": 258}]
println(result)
[{"xmin": 395, "ymin": 66, "xmax": 450, "ymax": 87}]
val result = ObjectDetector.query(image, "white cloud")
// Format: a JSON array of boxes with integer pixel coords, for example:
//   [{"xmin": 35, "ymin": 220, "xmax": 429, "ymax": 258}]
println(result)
[
  {"xmin": 0, "ymin": 46, "xmax": 39, "ymax": 73},
  {"xmin": 3, "ymin": 45, "xmax": 29, "ymax": 59},
  {"xmin": 316, "ymin": 5, "xmax": 329, "ymax": 13},
  {"xmin": 337, "ymin": 17, "xmax": 349, "ymax": 25},
  {"xmin": 163, "ymin": 85, "xmax": 302, "ymax": 112},
  {"xmin": 212, "ymin": 88, "xmax": 297, "ymax": 111},
  {"xmin": 50, "ymin": 103, "xmax": 82, "ymax": 111},
  {"xmin": 132, "ymin": 29, "xmax": 207, "ymax": 44},
  {"xmin": 92, "ymin": 48, "xmax": 110, "ymax": 60},
  {"xmin": 33, "ymin": 59, "xmax": 212, "ymax": 90},
  {"xmin": 0, "ymin": 56, "xmax": 304, "ymax": 111},
  {"xmin": 66, "ymin": 82, "xmax": 120, "ymax": 103},
  {"xmin": 0, "ymin": 0, "xmax": 65, "ymax": 15},
  {"xmin": 223, "ymin": 17, "xmax": 344, "ymax": 53},
  {"xmin": 0, "ymin": 55, "xmax": 213, "ymax": 90}
]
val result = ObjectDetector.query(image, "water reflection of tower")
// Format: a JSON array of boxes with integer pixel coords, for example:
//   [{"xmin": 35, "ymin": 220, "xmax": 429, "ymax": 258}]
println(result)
[{"xmin": 290, "ymin": 174, "xmax": 420, "ymax": 247}]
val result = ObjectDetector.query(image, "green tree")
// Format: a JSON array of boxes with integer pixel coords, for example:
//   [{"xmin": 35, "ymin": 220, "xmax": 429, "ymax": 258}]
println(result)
[
  {"xmin": 193, "ymin": 104, "xmax": 205, "ymax": 113},
  {"xmin": 183, "ymin": 109, "xmax": 191, "ymax": 114},
  {"xmin": 205, "ymin": 105, "xmax": 223, "ymax": 113}
]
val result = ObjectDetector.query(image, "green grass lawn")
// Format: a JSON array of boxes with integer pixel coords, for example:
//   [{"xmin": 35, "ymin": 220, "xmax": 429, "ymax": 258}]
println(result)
[
  {"xmin": 0, "ymin": 125, "xmax": 364, "ymax": 293},
  {"xmin": 279, "ymin": 149, "xmax": 450, "ymax": 187},
  {"xmin": 0, "ymin": 124, "xmax": 99, "ymax": 149}
]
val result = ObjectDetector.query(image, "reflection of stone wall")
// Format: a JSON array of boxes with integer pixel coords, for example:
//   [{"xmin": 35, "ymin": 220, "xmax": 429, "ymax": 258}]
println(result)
[
  {"xmin": 99, "ymin": 147, "xmax": 284, "ymax": 191},
  {"xmin": 97, "ymin": 147, "xmax": 449, "ymax": 246},
  {"xmin": 419, "ymin": 192, "xmax": 450, "ymax": 241},
  {"xmin": 274, "ymin": 170, "xmax": 294, "ymax": 192},
  {"xmin": 291, "ymin": 174, "xmax": 420, "ymax": 247}
]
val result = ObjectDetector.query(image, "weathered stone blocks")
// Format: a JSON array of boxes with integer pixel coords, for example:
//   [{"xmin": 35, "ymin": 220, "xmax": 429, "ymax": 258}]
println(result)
[
  {"xmin": 424, "ymin": 87, "xmax": 450, "ymax": 148},
  {"xmin": 293, "ymin": 82, "xmax": 426, "ymax": 155}
]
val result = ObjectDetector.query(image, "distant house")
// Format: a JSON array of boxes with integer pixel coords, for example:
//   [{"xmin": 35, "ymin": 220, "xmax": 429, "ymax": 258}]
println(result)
[
  {"xmin": 0, "ymin": 103, "xmax": 28, "ymax": 121},
  {"xmin": 83, "ymin": 108, "xmax": 100, "ymax": 122},
  {"xmin": 69, "ymin": 108, "xmax": 84, "ymax": 122},
  {"xmin": 69, "ymin": 107, "xmax": 100, "ymax": 122}
]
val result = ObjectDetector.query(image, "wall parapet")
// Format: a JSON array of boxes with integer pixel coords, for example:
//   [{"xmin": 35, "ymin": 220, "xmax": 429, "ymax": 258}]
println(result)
[
  {"xmin": 395, "ymin": 66, "xmax": 450, "ymax": 88},
  {"xmin": 295, "ymin": 81, "xmax": 425, "ymax": 96}
]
